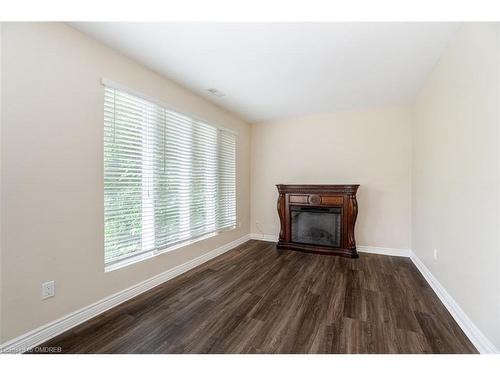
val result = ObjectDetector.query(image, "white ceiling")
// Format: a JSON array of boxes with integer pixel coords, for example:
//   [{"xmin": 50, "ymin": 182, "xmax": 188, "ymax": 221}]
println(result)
[{"xmin": 71, "ymin": 22, "xmax": 460, "ymax": 123}]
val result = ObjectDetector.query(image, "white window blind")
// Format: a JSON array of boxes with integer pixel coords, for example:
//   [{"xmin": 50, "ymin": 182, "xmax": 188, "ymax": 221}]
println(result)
[{"xmin": 104, "ymin": 83, "xmax": 236, "ymax": 268}]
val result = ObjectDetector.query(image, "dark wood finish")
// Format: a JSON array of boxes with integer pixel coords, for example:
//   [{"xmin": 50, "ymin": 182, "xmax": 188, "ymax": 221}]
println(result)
[
  {"xmin": 33, "ymin": 240, "xmax": 477, "ymax": 354},
  {"xmin": 276, "ymin": 184, "xmax": 359, "ymax": 258}
]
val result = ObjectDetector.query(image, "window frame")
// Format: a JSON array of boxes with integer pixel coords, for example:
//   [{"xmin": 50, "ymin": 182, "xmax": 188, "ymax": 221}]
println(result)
[{"xmin": 102, "ymin": 78, "xmax": 238, "ymax": 272}]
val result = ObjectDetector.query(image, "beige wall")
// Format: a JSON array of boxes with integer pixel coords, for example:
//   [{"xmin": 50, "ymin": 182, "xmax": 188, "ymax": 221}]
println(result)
[
  {"xmin": 0, "ymin": 22, "xmax": 3, "ymax": 342},
  {"xmin": 251, "ymin": 105, "xmax": 412, "ymax": 250},
  {"xmin": 0, "ymin": 23, "xmax": 251, "ymax": 343},
  {"xmin": 413, "ymin": 23, "xmax": 500, "ymax": 348}
]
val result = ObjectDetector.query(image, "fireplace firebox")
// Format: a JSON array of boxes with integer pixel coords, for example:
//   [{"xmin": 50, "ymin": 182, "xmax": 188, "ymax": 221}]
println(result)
[
  {"xmin": 276, "ymin": 184, "xmax": 359, "ymax": 258},
  {"xmin": 291, "ymin": 206, "xmax": 342, "ymax": 247}
]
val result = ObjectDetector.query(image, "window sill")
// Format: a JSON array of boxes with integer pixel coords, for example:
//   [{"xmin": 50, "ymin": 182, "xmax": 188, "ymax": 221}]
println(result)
[{"xmin": 104, "ymin": 225, "xmax": 237, "ymax": 273}]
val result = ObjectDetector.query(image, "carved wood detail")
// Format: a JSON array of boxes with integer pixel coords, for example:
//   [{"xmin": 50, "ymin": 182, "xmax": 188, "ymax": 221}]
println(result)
[
  {"xmin": 308, "ymin": 194, "xmax": 321, "ymax": 205},
  {"xmin": 277, "ymin": 192, "xmax": 286, "ymax": 240},
  {"xmin": 276, "ymin": 184, "xmax": 359, "ymax": 258},
  {"xmin": 347, "ymin": 194, "xmax": 358, "ymax": 249},
  {"xmin": 289, "ymin": 195, "xmax": 309, "ymax": 204},
  {"xmin": 321, "ymin": 196, "xmax": 344, "ymax": 205}
]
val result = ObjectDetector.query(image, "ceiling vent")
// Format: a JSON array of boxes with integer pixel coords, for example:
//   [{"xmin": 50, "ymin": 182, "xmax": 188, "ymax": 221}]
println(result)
[{"xmin": 207, "ymin": 88, "xmax": 226, "ymax": 98}]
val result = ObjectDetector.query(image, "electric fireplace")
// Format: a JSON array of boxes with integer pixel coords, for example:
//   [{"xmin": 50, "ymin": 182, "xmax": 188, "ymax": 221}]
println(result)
[{"xmin": 276, "ymin": 184, "xmax": 359, "ymax": 258}]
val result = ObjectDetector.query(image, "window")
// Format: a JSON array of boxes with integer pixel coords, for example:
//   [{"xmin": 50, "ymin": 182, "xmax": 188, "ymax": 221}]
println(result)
[{"xmin": 103, "ymin": 81, "xmax": 236, "ymax": 269}]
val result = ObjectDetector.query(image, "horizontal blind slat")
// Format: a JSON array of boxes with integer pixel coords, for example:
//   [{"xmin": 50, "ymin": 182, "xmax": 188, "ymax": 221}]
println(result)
[{"xmin": 104, "ymin": 85, "xmax": 236, "ymax": 266}]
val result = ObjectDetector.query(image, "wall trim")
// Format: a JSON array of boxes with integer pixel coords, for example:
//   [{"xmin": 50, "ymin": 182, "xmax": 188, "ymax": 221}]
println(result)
[
  {"xmin": 409, "ymin": 251, "xmax": 498, "ymax": 354},
  {"xmin": 0, "ymin": 234, "xmax": 251, "ymax": 354},
  {"xmin": 357, "ymin": 245, "xmax": 411, "ymax": 257},
  {"xmin": 250, "ymin": 233, "xmax": 278, "ymax": 242},
  {"xmin": 249, "ymin": 233, "xmax": 411, "ymax": 257}
]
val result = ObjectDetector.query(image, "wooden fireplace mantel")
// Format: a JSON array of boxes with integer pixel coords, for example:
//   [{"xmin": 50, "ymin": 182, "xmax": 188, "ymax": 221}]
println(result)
[{"xmin": 276, "ymin": 184, "xmax": 359, "ymax": 258}]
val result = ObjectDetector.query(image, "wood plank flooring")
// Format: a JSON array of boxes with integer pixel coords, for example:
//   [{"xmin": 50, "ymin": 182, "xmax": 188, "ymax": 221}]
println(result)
[{"xmin": 35, "ymin": 240, "xmax": 477, "ymax": 354}]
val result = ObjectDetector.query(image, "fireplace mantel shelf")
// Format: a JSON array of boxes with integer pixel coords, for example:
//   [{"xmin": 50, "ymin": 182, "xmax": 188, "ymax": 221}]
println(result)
[{"xmin": 276, "ymin": 184, "xmax": 359, "ymax": 258}]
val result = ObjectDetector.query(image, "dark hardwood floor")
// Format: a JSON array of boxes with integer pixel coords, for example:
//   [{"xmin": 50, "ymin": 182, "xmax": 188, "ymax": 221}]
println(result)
[{"xmin": 36, "ymin": 240, "xmax": 477, "ymax": 354}]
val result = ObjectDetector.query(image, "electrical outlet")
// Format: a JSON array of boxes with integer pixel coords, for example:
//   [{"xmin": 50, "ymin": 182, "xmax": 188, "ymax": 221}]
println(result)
[
  {"xmin": 42, "ymin": 281, "xmax": 55, "ymax": 300},
  {"xmin": 433, "ymin": 248, "xmax": 438, "ymax": 261}
]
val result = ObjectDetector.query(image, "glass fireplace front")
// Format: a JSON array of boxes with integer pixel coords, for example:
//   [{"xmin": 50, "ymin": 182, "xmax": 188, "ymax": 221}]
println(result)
[{"xmin": 290, "ymin": 206, "xmax": 341, "ymax": 247}]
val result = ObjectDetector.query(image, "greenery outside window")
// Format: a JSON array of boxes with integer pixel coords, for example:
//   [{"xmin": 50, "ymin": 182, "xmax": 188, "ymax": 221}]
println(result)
[{"xmin": 103, "ymin": 80, "xmax": 236, "ymax": 269}]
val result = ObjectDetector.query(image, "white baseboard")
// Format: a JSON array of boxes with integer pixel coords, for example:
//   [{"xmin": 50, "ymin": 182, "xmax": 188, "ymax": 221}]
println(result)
[
  {"xmin": 250, "ymin": 233, "xmax": 278, "ymax": 242},
  {"xmin": 249, "ymin": 233, "xmax": 411, "ymax": 258},
  {"xmin": 409, "ymin": 251, "xmax": 498, "ymax": 354},
  {"xmin": 0, "ymin": 234, "xmax": 251, "ymax": 354},
  {"xmin": 357, "ymin": 245, "xmax": 411, "ymax": 257}
]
